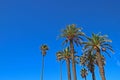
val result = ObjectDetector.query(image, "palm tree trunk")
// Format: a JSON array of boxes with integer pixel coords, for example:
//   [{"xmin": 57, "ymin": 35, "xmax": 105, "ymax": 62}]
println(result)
[
  {"xmin": 91, "ymin": 68, "xmax": 96, "ymax": 80},
  {"xmin": 60, "ymin": 61, "xmax": 62, "ymax": 80},
  {"xmin": 85, "ymin": 76, "xmax": 87, "ymax": 80},
  {"xmin": 96, "ymin": 51, "xmax": 106, "ymax": 80},
  {"xmin": 70, "ymin": 39, "xmax": 77, "ymax": 80},
  {"xmin": 66, "ymin": 59, "xmax": 71, "ymax": 80},
  {"xmin": 41, "ymin": 56, "xmax": 44, "ymax": 80}
]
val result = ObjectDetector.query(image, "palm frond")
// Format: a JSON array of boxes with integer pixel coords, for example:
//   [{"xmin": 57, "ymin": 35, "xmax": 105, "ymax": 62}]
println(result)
[
  {"xmin": 103, "ymin": 51, "xmax": 111, "ymax": 57},
  {"xmin": 105, "ymin": 46, "xmax": 114, "ymax": 53},
  {"xmin": 62, "ymin": 39, "xmax": 69, "ymax": 46}
]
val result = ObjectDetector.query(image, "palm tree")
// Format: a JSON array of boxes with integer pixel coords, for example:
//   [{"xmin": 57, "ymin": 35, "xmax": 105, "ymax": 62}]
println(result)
[
  {"xmin": 56, "ymin": 51, "xmax": 63, "ymax": 80},
  {"xmin": 56, "ymin": 47, "xmax": 71, "ymax": 80},
  {"xmin": 63, "ymin": 47, "xmax": 71, "ymax": 80},
  {"xmin": 80, "ymin": 52, "xmax": 96, "ymax": 80},
  {"xmin": 82, "ymin": 33, "xmax": 114, "ymax": 80},
  {"xmin": 60, "ymin": 24, "xmax": 85, "ymax": 80},
  {"xmin": 80, "ymin": 68, "xmax": 88, "ymax": 80},
  {"xmin": 40, "ymin": 44, "xmax": 49, "ymax": 80}
]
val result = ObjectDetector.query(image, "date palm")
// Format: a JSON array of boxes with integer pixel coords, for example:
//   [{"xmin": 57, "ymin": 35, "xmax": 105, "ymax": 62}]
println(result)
[
  {"xmin": 60, "ymin": 24, "xmax": 85, "ymax": 80},
  {"xmin": 80, "ymin": 52, "xmax": 96, "ymax": 80},
  {"xmin": 82, "ymin": 33, "xmax": 114, "ymax": 80},
  {"xmin": 56, "ymin": 51, "xmax": 63, "ymax": 80},
  {"xmin": 80, "ymin": 68, "xmax": 88, "ymax": 80},
  {"xmin": 40, "ymin": 44, "xmax": 49, "ymax": 80},
  {"xmin": 63, "ymin": 47, "xmax": 72, "ymax": 80},
  {"xmin": 56, "ymin": 47, "xmax": 71, "ymax": 80}
]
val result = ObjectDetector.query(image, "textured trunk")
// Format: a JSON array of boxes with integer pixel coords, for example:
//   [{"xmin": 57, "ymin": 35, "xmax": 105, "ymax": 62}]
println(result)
[
  {"xmin": 66, "ymin": 59, "xmax": 71, "ymax": 80},
  {"xmin": 60, "ymin": 61, "xmax": 62, "ymax": 80},
  {"xmin": 41, "ymin": 56, "xmax": 44, "ymax": 80},
  {"xmin": 96, "ymin": 50, "xmax": 106, "ymax": 80},
  {"xmin": 91, "ymin": 68, "xmax": 96, "ymax": 80},
  {"xmin": 70, "ymin": 39, "xmax": 77, "ymax": 80}
]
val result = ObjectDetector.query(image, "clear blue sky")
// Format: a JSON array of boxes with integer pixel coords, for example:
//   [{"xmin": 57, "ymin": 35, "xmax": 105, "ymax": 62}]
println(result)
[{"xmin": 0, "ymin": 0, "xmax": 120, "ymax": 80}]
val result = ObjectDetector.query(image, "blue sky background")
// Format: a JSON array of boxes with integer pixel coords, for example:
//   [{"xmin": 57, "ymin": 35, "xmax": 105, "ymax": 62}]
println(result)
[{"xmin": 0, "ymin": 0, "xmax": 120, "ymax": 80}]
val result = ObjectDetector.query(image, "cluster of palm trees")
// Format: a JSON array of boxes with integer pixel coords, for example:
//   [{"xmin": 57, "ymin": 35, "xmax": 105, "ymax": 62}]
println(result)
[{"xmin": 40, "ymin": 24, "xmax": 114, "ymax": 80}]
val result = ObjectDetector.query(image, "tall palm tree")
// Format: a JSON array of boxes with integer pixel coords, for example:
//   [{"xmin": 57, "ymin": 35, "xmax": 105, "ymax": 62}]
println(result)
[
  {"xmin": 56, "ymin": 51, "xmax": 63, "ymax": 80},
  {"xmin": 56, "ymin": 47, "xmax": 72, "ymax": 80},
  {"xmin": 63, "ymin": 47, "xmax": 71, "ymax": 80},
  {"xmin": 60, "ymin": 24, "xmax": 85, "ymax": 80},
  {"xmin": 40, "ymin": 44, "xmax": 49, "ymax": 80},
  {"xmin": 80, "ymin": 52, "xmax": 96, "ymax": 80},
  {"xmin": 82, "ymin": 33, "xmax": 114, "ymax": 80},
  {"xmin": 80, "ymin": 68, "xmax": 88, "ymax": 80}
]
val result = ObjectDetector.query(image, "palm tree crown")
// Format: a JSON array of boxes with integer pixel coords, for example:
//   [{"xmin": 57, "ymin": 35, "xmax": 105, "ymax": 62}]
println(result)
[
  {"xmin": 56, "ymin": 51, "xmax": 63, "ymax": 61},
  {"xmin": 56, "ymin": 47, "xmax": 71, "ymax": 61},
  {"xmin": 83, "ymin": 33, "xmax": 114, "ymax": 55},
  {"xmin": 80, "ymin": 68, "xmax": 88, "ymax": 80},
  {"xmin": 61, "ymin": 24, "xmax": 85, "ymax": 46},
  {"xmin": 62, "ymin": 47, "xmax": 71, "ymax": 59},
  {"xmin": 40, "ymin": 44, "xmax": 49, "ymax": 56}
]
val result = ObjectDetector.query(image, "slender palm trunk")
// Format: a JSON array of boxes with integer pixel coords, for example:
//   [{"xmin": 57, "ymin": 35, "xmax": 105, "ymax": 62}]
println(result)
[
  {"xmin": 41, "ymin": 56, "xmax": 44, "ymax": 80},
  {"xmin": 60, "ymin": 61, "xmax": 62, "ymax": 80},
  {"xmin": 70, "ymin": 39, "xmax": 77, "ymax": 80},
  {"xmin": 85, "ymin": 76, "xmax": 87, "ymax": 80},
  {"xmin": 96, "ymin": 50, "xmax": 106, "ymax": 80},
  {"xmin": 91, "ymin": 68, "xmax": 96, "ymax": 80},
  {"xmin": 66, "ymin": 59, "xmax": 71, "ymax": 80}
]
